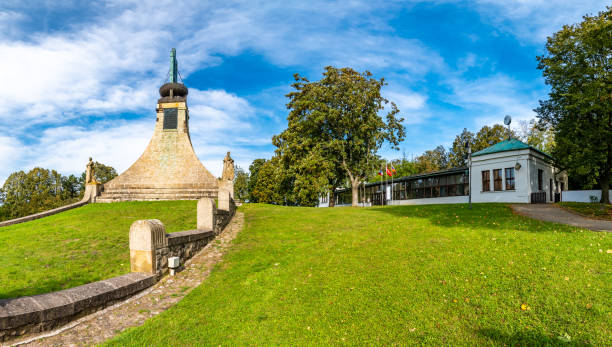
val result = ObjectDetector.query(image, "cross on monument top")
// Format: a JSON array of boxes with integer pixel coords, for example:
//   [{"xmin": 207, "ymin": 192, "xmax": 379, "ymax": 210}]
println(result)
[{"xmin": 170, "ymin": 48, "xmax": 178, "ymax": 83}]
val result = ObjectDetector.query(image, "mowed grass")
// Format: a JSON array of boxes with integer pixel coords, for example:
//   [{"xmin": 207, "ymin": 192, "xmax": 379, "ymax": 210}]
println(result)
[
  {"xmin": 0, "ymin": 201, "xmax": 197, "ymax": 299},
  {"xmin": 106, "ymin": 203, "xmax": 611, "ymax": 346},
  {"xmin": 559, "ymin": 202, "xmax": 612, "ymax": 221}
]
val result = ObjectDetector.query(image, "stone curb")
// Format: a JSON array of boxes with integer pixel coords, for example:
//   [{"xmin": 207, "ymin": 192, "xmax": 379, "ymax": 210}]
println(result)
[
  {"xmin": 0, "ymin": 273, "xmax": 155, "ymax": 341},
  {"xmin": 0, "ymin": 201, "xmax": 89, "ymax": 228}
]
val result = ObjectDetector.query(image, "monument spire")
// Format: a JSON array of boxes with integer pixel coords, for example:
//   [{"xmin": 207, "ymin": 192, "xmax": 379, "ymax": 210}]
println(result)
[
  {"xmin": 169, "ymin": 48, "xmax": 178, "ymax": 83},
  {"xmin": 97, "ymin": 48, "xmax": 216, "ymax": 202}
]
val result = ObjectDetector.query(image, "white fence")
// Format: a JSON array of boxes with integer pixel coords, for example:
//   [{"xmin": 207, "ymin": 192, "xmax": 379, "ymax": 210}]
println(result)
[{"xmin": 561, "ymin": 190, "xmax": 602, "ymax": 203}]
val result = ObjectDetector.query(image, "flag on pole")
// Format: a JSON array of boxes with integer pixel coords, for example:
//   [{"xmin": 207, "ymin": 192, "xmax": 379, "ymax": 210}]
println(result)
[
  {"xmin": 390, "ymin": 164, "xmax": 396, "ymax": 173},
  {"xmin": 386, "ymin": 166, "xmax": 393, "ymax": 177}
]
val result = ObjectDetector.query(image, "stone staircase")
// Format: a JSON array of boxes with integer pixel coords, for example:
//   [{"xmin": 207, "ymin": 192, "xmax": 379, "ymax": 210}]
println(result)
[{"xmin": 96, "ymin": 187, "xmax": 218, "ymax": 202}]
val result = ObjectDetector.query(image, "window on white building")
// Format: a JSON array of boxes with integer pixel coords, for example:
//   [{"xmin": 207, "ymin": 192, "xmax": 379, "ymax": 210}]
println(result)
[
  {"xmin": 482, "ymin": 170, "xmax": 490, "ymax": 192},
  {"xmin": 493, "ymin": 169, "xmax": 503, "ymax": 191},
  {"xmin": 505, "ymin": 168, "xmax": 515, "ymax": 190}
]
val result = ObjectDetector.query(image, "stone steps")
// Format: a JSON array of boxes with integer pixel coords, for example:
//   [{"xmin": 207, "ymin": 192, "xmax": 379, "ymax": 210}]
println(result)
[{"xmin": 97, "ymin": 188, "xmax": 217, "ymax": 202}]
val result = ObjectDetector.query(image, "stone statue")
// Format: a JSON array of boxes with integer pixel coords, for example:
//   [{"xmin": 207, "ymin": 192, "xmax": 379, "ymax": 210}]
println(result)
[
  {"xmin": 86, "ymin": 157, "xmax": 96, "ymax": 184},
  {"xmin": 222, "ymin": 151, "xmax": 234, "ymax": 180}
]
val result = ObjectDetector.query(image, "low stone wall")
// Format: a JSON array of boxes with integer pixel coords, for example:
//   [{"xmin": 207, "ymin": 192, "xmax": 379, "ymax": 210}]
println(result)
[
  {"xmin": 0, "ymin": 200, "xmax": 89, "ymax": 228},
  {"xmin": 131, "ymin": 191, "xmax": 236, "ymax": 279},
  {"xmin": 561, "ymin": 190, "xmax": 602, "ymax": 203},
  {"xmin": 0, "ymin": 273, "xmax": 155, "ymax": 342},
  {"xmin": 0, "ymin": 192, "xmax": 236, "ymax": 342}
]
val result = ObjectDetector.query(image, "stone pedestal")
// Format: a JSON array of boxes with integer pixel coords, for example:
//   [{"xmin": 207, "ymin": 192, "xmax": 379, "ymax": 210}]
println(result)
[
  {"xmin": 218, "ymin": 189, "xmax": 231, "ymax": 211},
  {"xmin": 129, "ymin": 219, "xmax": 167, "ymax": 274},
  {"xmin": 218, "ymin": 179, "xmax": 234, "ymax": 199},
  {"xmin": 197, "ymin": 198, "xmax": 216, "ymax": 230},
  {"xmin": 83, "ymin": 183, "xmax": 103, "ymax": 203}
]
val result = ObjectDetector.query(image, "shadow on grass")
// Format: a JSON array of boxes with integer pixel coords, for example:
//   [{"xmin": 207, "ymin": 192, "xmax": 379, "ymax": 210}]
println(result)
[
  {"xmin": 477, "ymin": 328, "xmax": 583, "ymax": 346},
  {"xmin": 366, "ymin": 203, "xmax": 579, "ymax": 233},
  {"xmin": 0, "ymin": 271, "xmax": 112, "ymax": 300}
]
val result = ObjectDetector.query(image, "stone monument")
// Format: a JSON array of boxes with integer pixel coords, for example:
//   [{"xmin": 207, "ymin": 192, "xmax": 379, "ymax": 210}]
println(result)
[
  {"xmin": 83, "ymin": 157, "xmax": 103, "ymax": 202},
  {"xmin": 219, "ymin": 151, "xmax": 235, "ymax": 199},
  {"xmin": 97, "ymin": 49, "xmax": 218, "ymax": 202}
]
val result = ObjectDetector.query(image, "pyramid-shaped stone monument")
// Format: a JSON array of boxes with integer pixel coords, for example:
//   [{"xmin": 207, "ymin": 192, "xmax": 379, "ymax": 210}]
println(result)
[{"xmin": 97, "ymin": 49, "xmax": 219, "ymax": 202}]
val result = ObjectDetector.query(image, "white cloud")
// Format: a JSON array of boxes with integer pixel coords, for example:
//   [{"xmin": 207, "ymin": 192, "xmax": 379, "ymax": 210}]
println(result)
[
  {"xmin": 445, "ymin": 73, "xmax": 540, "ymax": 127},
  {"xmin": 469, "ymin": 0, "xmax": 605, "ymax": 43},
  {"xmin": 0, "ymin": 88, "xmax": 267, "ymax": 181}
]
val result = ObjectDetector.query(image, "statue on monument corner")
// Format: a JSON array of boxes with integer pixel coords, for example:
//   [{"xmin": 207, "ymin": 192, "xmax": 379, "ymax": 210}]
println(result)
[
  {"xmin": 86, "ymin": 157, "xmax": 98, "ymax": 184},
  {"xmin": 222, "ymin": 151, "xmax": 235, "ymax": 181}
]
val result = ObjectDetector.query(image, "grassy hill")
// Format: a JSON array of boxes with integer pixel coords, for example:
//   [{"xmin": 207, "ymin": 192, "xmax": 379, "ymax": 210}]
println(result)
[
  {"xmin": 0, "ymin": 201, "xmax": 197, "ymax": 299},
  {"xmin": 105, "ymin": 203, "xmax": 611, "ymax": 346}
]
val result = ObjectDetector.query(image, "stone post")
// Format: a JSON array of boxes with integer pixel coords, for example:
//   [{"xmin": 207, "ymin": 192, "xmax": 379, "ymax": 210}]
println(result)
[
  {"xmin": 218, "ymin": 189, "xmax": 230, "ymax": 211},
  {"xmin": 129, "ymin": 219, "xmax": 167, "ymax": 274},
  {"xmin": 197, "ymin": 198, "xmax": 216, "ymax": 230},
  {"xmin": 218, "ymin": 179, "xmax": 234, "ymax": 199}
]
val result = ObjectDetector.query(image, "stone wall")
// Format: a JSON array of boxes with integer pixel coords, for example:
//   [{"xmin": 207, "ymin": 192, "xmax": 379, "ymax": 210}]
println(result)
[
  {"xmin": 130, "ymin": 194, "xmax": 236, "ymax": 279},
  {"xmin": 1, "ymin": 195, "xmax": 236, "ymax": 342},
  {"xmin": 0, "ymin": 273, "xmax": 155, "ymax": 342}
]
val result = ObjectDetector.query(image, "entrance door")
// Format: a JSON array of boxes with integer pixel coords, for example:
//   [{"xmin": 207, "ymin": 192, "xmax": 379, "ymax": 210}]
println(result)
[{"xmin": 549, "ymin": 179, "xmax": 553, "ymax": 202}]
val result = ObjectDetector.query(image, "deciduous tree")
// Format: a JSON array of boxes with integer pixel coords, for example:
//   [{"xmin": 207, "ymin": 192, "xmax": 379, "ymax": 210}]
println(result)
[
  {"xmin": 247, "ymin": 159, "xmax": 267, "ymax": 203},
  {"xmin": 274, "ymin": 66, "xmax": 405, "ymax": 206},
  {"xmin": 233, "ymin": 166, "xmax": 249, "ymax": 202},
  {"xmin": 536, "ymin": 7, "xmax": 611, "ymax": 203}
]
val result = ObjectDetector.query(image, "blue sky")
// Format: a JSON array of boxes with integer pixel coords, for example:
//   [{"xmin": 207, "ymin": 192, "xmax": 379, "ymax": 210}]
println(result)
[{"xmin": 0, "ymin": 0, "xmax": 605, "ymax": 183}]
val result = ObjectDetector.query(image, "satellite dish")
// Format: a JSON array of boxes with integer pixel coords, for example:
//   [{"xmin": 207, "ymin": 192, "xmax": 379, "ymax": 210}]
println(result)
[{"xmin": 504, "ymin": 115, "xmax": 512, "ymax": 126}]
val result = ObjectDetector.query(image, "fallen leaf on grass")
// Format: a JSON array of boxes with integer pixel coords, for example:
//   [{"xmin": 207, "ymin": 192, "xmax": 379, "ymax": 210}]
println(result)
[{"xmin": 586, "ymin": 303, "xmax": 593, "ymax": 309}]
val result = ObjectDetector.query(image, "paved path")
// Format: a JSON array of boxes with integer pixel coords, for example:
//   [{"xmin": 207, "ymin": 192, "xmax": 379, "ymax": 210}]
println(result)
[
  {"xmin": 9, "ymin": 212, "xmax": 244, "ymax": 347},
  {"xmin": 510, "ymin": 204, "xmax": 612, "ymax": 232}
]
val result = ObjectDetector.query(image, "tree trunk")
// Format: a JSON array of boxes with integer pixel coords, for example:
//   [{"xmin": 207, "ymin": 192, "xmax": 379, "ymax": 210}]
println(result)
[
  {"xmin": 329, "ymin": 188, "xmax": 335, "ymax": 207},
  {"xmin": 600, "ymin": 171, "xmax": 610, "ymax": 204},
  {"xmin": 601, "ymin": 138, "xmax": 611, "ymax": 204},
  {"xmin": 351, "ymin": 180, "xmax": 359, "ymax": 207}
]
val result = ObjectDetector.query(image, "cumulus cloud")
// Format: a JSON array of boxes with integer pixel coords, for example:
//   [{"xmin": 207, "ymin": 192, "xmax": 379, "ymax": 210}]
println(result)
[
  {"xmin": 0, "ymin": 0, "xmax": 603, "ymax": 184},
  {"xmin": 444, "ymin": 73, "xmax": 541, "ymax": 127},
  {"xmin": 469, "ymin": 0, "xmax": 605, "ymax": 43}
]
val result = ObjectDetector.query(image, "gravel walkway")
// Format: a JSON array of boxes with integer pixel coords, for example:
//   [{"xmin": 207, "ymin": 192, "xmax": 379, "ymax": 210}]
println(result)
[
  {"xmin": 9, "ymin": 212, "xmax": 244, "ymax": 347},
  {"xmin": 510, "ymin": 204, "xmax": 612, "ymax": 232}
]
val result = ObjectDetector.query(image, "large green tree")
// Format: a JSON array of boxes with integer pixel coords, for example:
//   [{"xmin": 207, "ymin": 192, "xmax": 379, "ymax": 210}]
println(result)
[
  {"xmin": 247, "ymin": 159, "xmax": 267, "ymax": 203},
  {"xmin": 518, "ymin": 119, "xmax": 555, "ymax": 155},
  {"xmin": 415, "ymin": 145, "xmax": 448, "ymax": 173},
  {"xmin": 536, "ymin": 8, "xmax": 611, "ymax": 203},
  {"xmin": 0, "ymin": 168, "xmax": 73, "ymax": 220},
  {"xmin": 250, "ymin": 157, "xmax": 284, "ymax": 205},
  {"xmin": 274, "ymin": 66, "xmax": 405, "ymax": 206},
  {"xmin": 448, "ymin": 125, "xmax": 515, "ymax": 168},
  {"xmin": 233, "ymin": 166, "xmax": 249, "ymax": 202}
]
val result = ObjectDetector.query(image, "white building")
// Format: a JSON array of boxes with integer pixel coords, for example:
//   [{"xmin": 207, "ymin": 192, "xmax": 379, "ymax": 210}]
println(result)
[
  {"xmin": 319, "ymin": 138, "xmax": 567, "ymax": 207},
  {"xmin": 470, "ymin": 138, "xmax": 567, "ymax": 204}
]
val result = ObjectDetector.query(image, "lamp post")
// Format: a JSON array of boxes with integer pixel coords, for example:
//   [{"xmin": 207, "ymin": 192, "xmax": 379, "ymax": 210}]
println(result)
[{"xmin": 465, "ymin": 141, "xmax": 472, "ymax": 210}]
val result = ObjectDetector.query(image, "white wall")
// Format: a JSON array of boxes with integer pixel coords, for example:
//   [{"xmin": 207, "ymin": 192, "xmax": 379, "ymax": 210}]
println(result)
[
  {"xmin": 470, "ymin": 150, "xmax": 531, "ymax": 203},
  {"xmin": 470, "ymin": 149, "xmax": 564, "ymax": 203},
  {"xmin": 528, "ymin": 154, "xmax": 558, "ymax": 203},
  {"xmin": 388, "ymin": 196, "xmax": 468, "ymax": 205},
  {"xmin": 561, "ymin": 190, "xmax": 602, "ymax": 203}
]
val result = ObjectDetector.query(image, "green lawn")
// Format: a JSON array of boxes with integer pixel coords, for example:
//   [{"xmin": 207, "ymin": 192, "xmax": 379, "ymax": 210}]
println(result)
[
  {"xmin": 106, "ymin": 203, "xmax": 611, "ymax": 346},
  {"xmin": 0, "ymin": 201, "xmax": 197, "ymax": 299},
  {"xmin": 559, "ymin": 202, "xmax": 612, "ymax": 221}
]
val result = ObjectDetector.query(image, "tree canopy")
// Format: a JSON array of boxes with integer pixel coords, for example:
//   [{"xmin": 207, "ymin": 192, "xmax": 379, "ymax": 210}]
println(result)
[
  {"xmin": 273, "ymin": 66, "xmax": 405, "ymax": 206},
  {"xmin": 536, "ymin": 7, "xmax": 611, "ymax": 203},
  {"xmin": 0, "ymin": 163, "xmax": 117, "ymax": 221}
]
